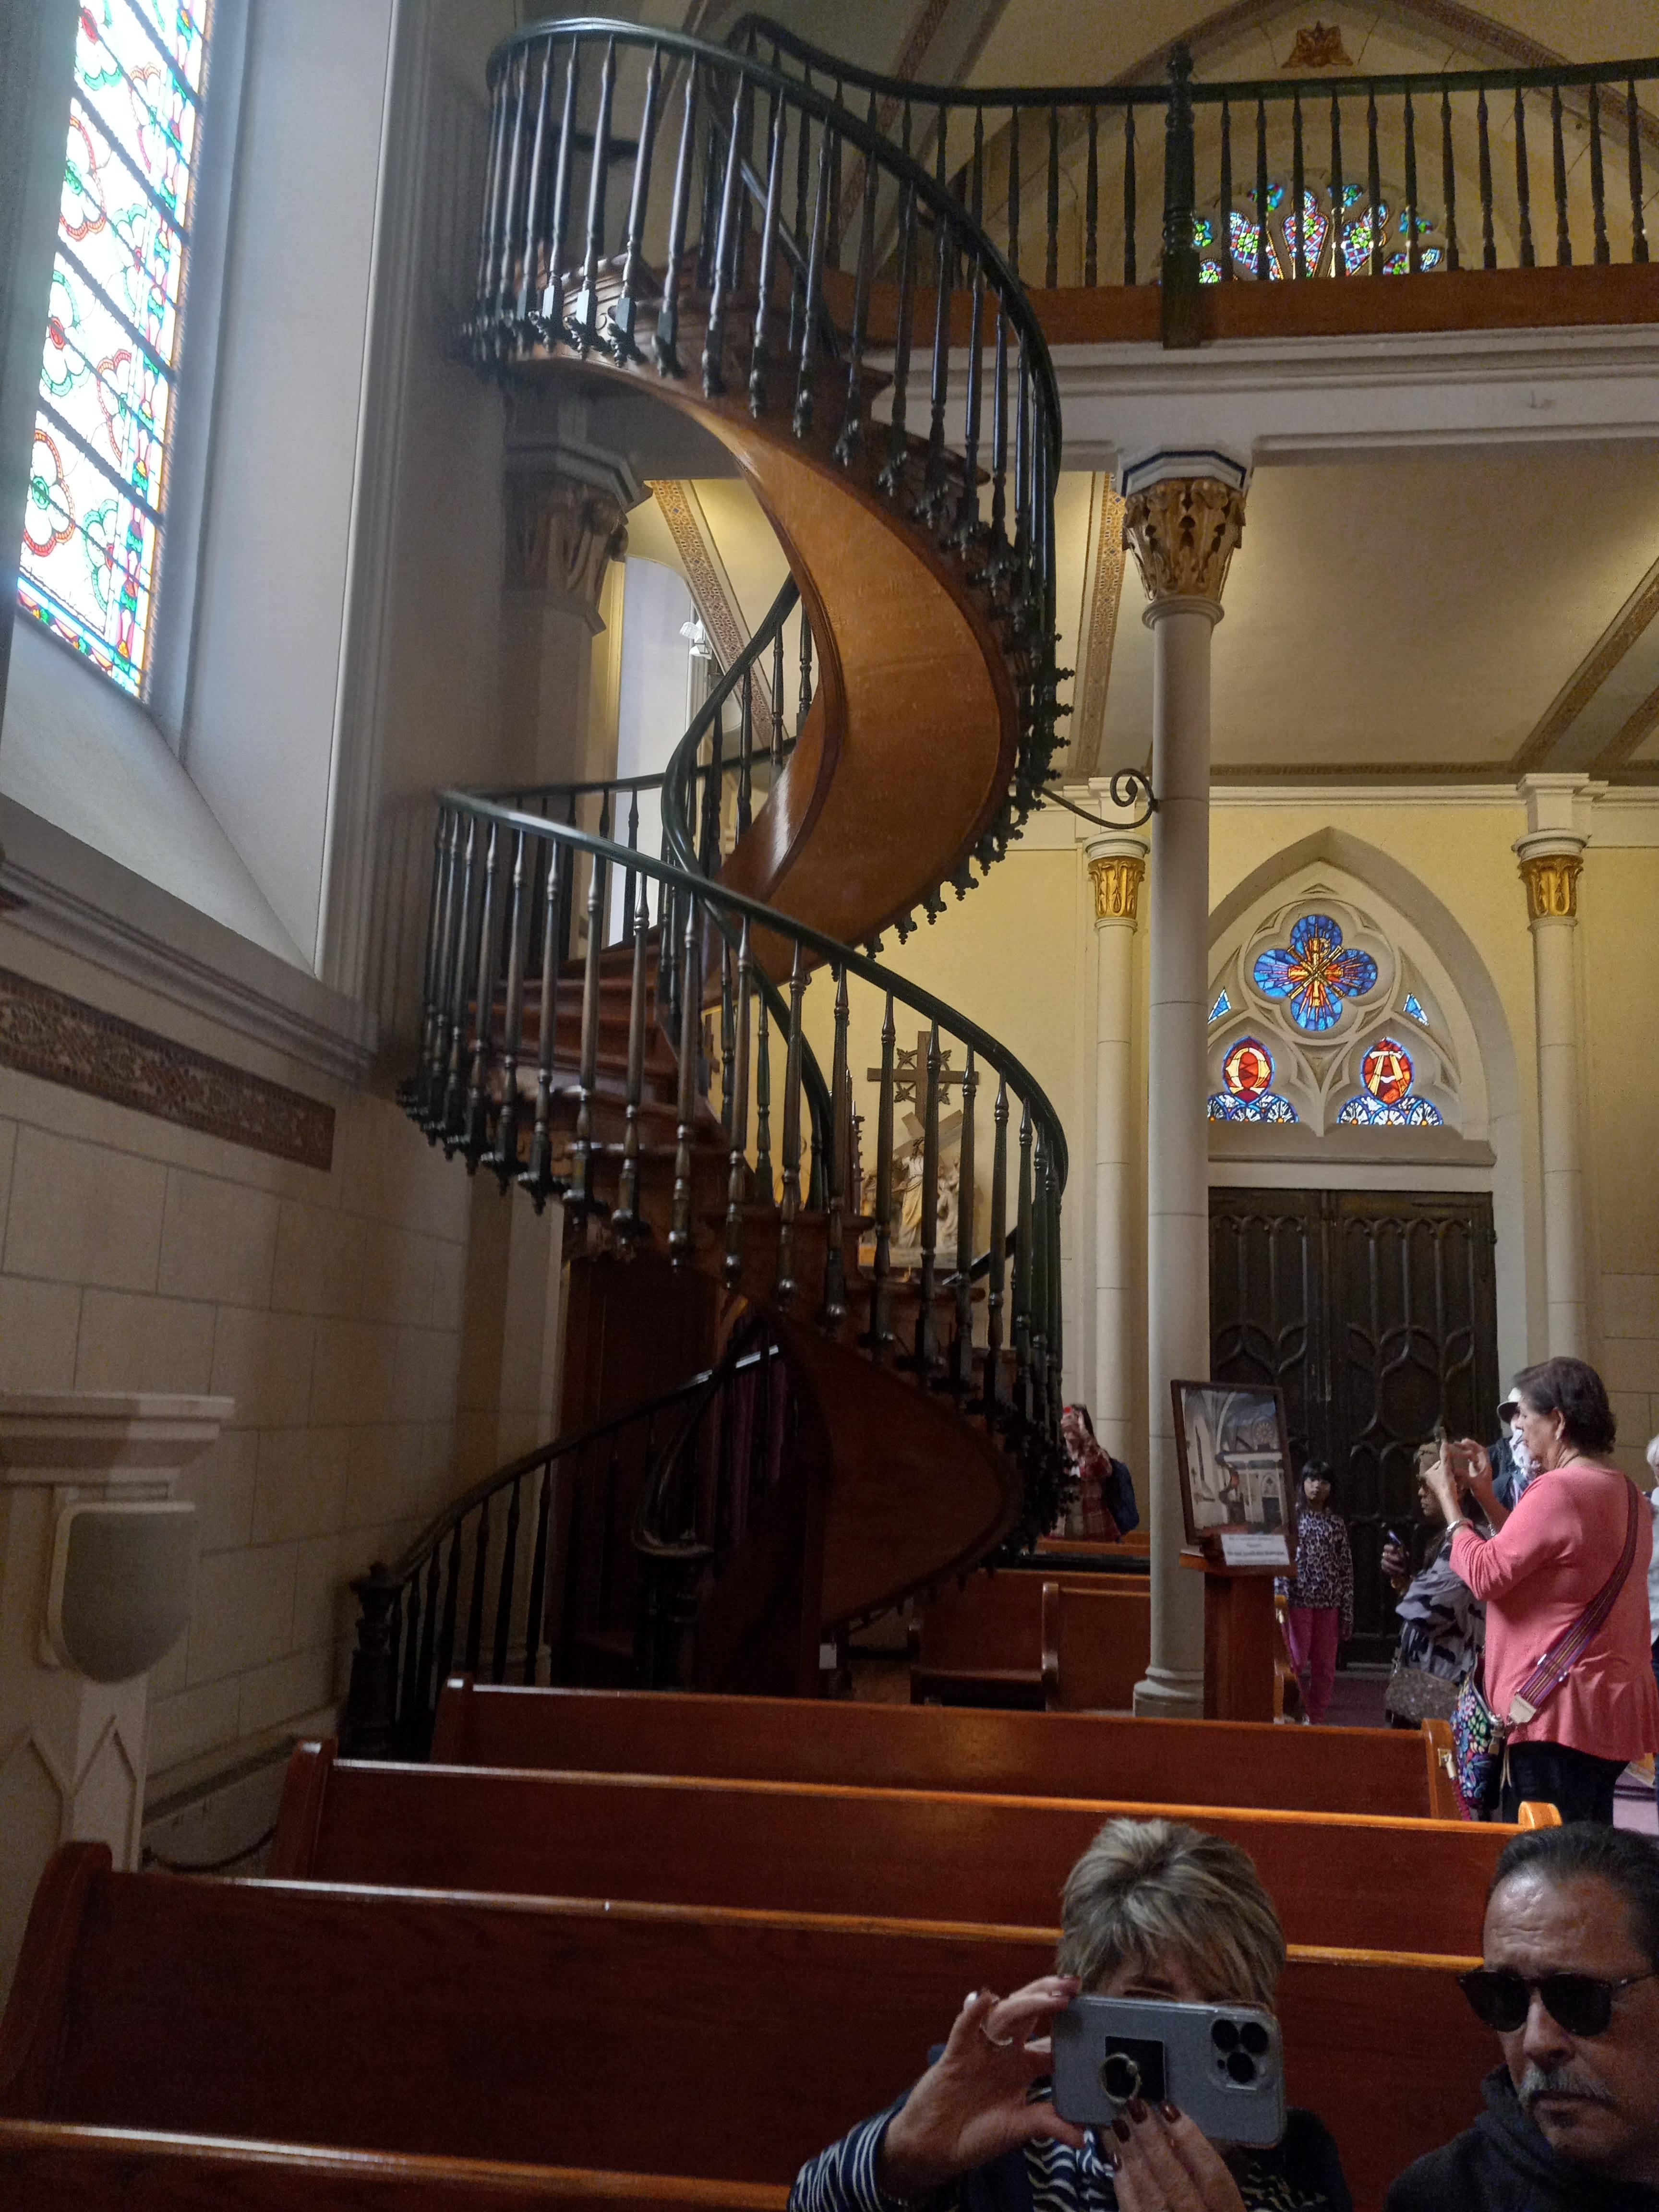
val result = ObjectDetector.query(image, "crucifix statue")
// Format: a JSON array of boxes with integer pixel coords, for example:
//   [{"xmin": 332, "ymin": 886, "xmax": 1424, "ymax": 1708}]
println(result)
[{"xmin": 866, "ymin": 1030, "xmax": 965, "ymax": 1113}]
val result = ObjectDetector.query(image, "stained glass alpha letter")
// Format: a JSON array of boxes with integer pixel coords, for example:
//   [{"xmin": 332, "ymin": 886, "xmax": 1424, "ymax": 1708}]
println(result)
[{"xmin": 17, "ymin": 1, "xmax": 212, "ymax": 698}]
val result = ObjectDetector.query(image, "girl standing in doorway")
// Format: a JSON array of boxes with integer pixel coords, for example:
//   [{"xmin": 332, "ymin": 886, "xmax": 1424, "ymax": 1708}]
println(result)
[{"xmin": 1282, "ymin": 1459, "xmax": 1354, "ymax": 1725}]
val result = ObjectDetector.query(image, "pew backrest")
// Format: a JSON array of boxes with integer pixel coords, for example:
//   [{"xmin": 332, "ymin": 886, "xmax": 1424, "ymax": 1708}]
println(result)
[
  {"xmin": 431, "ymin": 1681, "xmax": 1439, "ymax": 1816},
  {"xmin": 1, "ymin": 1842, "xmax": 1491, "ymax": 2212},
  {"xmin": 272, "ymin": 1740, "xmax": 1523, "ymax": 1956},
  {"xmin": 1040, "ymin": 1583, "xmax": 1150, "ymax": 1711}
]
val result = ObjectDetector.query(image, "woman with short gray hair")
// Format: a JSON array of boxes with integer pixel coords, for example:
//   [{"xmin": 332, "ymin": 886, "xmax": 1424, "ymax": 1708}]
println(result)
[{"xmin": 788, "ymin": 1817, "xmax": 1349, "ymax": 2212}]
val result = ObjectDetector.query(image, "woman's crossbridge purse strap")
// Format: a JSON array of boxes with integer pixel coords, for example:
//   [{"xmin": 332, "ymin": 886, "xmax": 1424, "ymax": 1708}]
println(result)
[{"xmin": 1506, "ymin": 1478, "xmax": 1641, "ymax": 1726}]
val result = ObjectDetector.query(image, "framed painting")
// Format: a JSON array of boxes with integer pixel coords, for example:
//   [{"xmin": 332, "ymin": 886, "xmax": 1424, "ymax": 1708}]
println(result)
[{"xmin": 1170, "ymin": 1380, "xmax": 1295, "ymax": 1559}]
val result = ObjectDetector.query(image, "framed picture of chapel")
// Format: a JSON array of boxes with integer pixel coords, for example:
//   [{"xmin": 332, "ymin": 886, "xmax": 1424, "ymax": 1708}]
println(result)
[{"xmin": 1170, "ymin": 1380, "xmax": 1296, "ymax": 1560}]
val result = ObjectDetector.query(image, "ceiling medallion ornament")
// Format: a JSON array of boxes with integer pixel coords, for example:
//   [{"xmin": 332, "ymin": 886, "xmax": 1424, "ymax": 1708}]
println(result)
[
  {"xmin": 1121, "ymin": 478, "xmax": 1246, "ymax": 606},
  {"xmin": 1519, "ymin": 851, "xmax": 1582, "ymax": 922}
]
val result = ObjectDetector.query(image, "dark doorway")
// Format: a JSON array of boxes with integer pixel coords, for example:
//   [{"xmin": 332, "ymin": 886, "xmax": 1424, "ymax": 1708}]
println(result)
[{"xmin": 1208, "ymin": 1188, "xmax": 1499, "ymax": 1661}]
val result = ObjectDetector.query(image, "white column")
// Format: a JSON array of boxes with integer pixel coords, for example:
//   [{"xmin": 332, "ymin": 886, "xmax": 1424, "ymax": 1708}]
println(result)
[
  {"xmin": 0, "ymin": 1391, "xmax": 230, "ymax": 1993},
  {"xmin": 1120, "ymin": 461, "xmax": 1247, "ymax": 1721},
  {"xmin": 1516, "ymin": 788, "xmax": 1590, "ymax": 1358},
  {"xmin": 1088, "ymin": 834, "xmax": 1147, "ymax": 1464}
]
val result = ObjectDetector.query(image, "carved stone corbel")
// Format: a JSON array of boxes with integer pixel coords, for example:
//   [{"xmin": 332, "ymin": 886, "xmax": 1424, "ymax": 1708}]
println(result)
[{"xmin": 505, "ymin": 474, "xmax": 629, "ymax": 631}]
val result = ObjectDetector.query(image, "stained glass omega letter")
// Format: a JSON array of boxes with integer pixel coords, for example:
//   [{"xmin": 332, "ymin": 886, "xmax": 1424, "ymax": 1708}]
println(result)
[{"xmin": 17, "ymin": 1, "xmax": 212, "ymax": 698}]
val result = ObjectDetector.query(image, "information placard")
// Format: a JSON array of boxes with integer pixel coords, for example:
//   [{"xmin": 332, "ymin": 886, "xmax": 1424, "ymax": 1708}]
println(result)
[{"xmin": 1220, "ymin": 1530, "xmax": 1290, "ymax": 1568}]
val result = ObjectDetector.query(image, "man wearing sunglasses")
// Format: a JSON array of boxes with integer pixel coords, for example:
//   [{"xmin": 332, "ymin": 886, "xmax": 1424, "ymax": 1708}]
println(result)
[{"xmin": 1388, "ymin": 1825, "xmax": 1659, "ymax": 2208}]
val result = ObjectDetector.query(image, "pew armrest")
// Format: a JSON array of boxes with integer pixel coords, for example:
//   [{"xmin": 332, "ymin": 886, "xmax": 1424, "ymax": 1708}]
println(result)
[
  {"xmin": 1040, "ymin": 1581, "xmax": 1061, "ymax": 1709},
  {"xmin": 1516, "ymin": 1800, "xmax": 1563, "ymax": 1829},
  {"xmin": 1421, "ymin": 1719, "xmax": 1461, "ymax": 1820},
  {"xmin": 269, "ymin": 1739, "xmax": 337, "ymax": 1880},
  {"xmin": 0, "ymin": 1841, "xmax": 107, "ymax": 2115}
]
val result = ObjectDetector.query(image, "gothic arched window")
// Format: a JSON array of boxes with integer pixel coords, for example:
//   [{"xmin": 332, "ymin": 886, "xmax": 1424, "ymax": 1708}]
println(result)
[
  {"xmin": 18, "ymin": 0, "xmax": 212, "ymax": 698},
  {"xmin": 1195, "ymin": 183, "xmax": 1443, "ymax": 282}
]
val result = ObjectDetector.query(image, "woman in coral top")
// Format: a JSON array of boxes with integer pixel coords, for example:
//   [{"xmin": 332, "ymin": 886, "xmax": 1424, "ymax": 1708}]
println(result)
[{"xmin": 1426, "ymin": 1356, "xmax": 1659, "ymax": 1825}]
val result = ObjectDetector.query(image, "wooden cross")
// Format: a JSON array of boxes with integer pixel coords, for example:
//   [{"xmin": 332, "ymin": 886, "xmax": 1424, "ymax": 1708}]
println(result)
[{"xmin": 867, "ymin": 1030, "xmax": 965, "ymax": 1114}]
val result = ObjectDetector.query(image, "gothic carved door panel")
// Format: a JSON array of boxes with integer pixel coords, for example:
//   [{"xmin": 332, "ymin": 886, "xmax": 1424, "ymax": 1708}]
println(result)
[{"xmin": 1209, "ymin": 1188, "xmax": 1498, "ymax": 1660}]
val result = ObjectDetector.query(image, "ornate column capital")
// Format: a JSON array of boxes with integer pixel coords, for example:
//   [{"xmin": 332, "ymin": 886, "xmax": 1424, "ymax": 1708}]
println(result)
[
  {"xmin": 505, "ymin": 473, "xmax": 629, "ymax": 629},
  {"xmin": 1087, "ymin": 836, "xmax": 1149, "ymax": 924},
  {"xmin": 1121, "ymin": 452, "xmax": 1248, "ymax": 610},
  {"xmin": 1516, "ymin": 838, "xmax": 1584, "ymax": 922}
]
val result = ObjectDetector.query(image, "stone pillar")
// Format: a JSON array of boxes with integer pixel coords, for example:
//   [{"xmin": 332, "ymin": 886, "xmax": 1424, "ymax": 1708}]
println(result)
[
  {"xmin": 1121, "ymin": 458, "xmax": 1247, "ymax": 1720},
  {"xmin": 1515, "ymin": 777, "xmax": 1592, "ymax": 1359},
  {"xmin": 501, "ymin": 468, "xmax": 632, "ymax": 788},
  {"xmin": 0, "ymin": 1392, "xmax": 230, "ymax": 1992},
  {"xmin": 1087, "ymin": 833, "xmax": 1148, "ymax": 1463}
]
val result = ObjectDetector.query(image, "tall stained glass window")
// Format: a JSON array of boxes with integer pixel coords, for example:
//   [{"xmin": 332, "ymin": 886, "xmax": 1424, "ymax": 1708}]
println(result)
[{"xmin": 17, "ymin": 1, "xmax": 212, "ymax": 699}]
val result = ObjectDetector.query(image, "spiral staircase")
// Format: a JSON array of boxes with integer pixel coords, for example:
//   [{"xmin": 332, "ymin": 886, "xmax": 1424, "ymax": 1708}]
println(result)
[{"xmin": 345, "ymin": 18, "xmax": 1082, "ymax": 1748}]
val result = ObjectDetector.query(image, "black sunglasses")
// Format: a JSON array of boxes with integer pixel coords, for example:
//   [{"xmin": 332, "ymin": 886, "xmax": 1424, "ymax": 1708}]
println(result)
[{"xmin": 1458, "ymin": 1966, "xmax": 1657, "ymax": 2037}]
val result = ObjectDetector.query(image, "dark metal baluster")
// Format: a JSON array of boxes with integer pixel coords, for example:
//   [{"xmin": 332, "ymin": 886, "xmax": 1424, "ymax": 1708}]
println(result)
[
  {"xmin": 1366, "ymin": 87, "xmax": 1382, "ymax": 273},
  {"xmin": 1029, "ymin": 1129, "xmax": 1050, "ymax": 1429},
  {"xmin": 1123, "ymin": 103, "xmax": 1137, "ymax": 283},
  {"xmin": 491, "ymin": 1476, "xmax": 521, "ymax": 1682},
  {"xmin": 1329, "ymin": 93, "xmax": 1344, "ymax": 275},
  {"xmin": 485, "ymin": 53, "xmax": 523, "ymax": 332},
  {"xmin": 984, "ymin": 1077, "xmax": 1008, "ymax": 1419},
  {"xmin": 1551, "ymin": 84, "xmax": 1571, "ymax": 265},
  {"xmin": 522, "ymin": 1460, "xmax": 553, "ymax": 1684},
  {"xmin": 719, "ymin": 942, "xmax": 736, "ymax": 1135},
  {"xmin": 1292, "ymin": 88, "xmax": 1306, "ymax": 277},
  {"xmin": 835, "ymin": 125, "xmax": 879, "ymax": 466},
  {"xmin": 1588, "ymin": 83, "xmax": 1609, "ymax": 264},
  {"xmin": 1084, "ymin": 106, "xmax": 1098, "ymax": 285},
  {"xmin": 871, "ymin": 992, "xmax": 895, "ymax": 1358},
  {"xmin": 776, "ymin": 945, "xmax": 805, "ymax": 1304},
  {"xmin": 770, "ymin": 625, "xmax": 785, "ymax": 767},
  {"xmin": 611, "ymin": 45, "xmax": 660, "ymax": 361},
  {"xmin": 571, "ymin": 840, "xmax": 606, "ymax": 1211},
  {"xmin": 573, "ymin": 37, "xmax": 616, "ymax": 354},
  {"xmin": 701, "ymin": 71, "xmax": 746, "ymax": 395},
  {"xmin": 797, "ymin": 607, "xmax": 813, "ymax": 735},
  {"xmin": 1515, "ymin": 89, "xmax": 1535, "ymax": 267},
  {"xmin": 921, "ymin": 209, "xmax": 953, "ymax": 522},
  {"xmin": 1403, "ymin": 87, "xmax": 1419, "ymax": 272},
  {"xmin": 1046, "ymin": 104, "xmax": 1060, "ymax": 287},
  {"xmin": 879, "ymin": 183, "xmax": 918, "ymax": 495},
  {"xmin": 410, "ymin": 1545, "xmax": 440, "ymax": 1755},
  {"xmin": 418, "ymin": 809, "xmax": 457, "ymax": 1120},
  {"xmin": 441, "ymin": 817, "xmax": 479, "ymax": 1139},
  {"xmin": 821, "ymin": 966, "xmax": 849, "ymax": 1329},
  {"xmin": 613, "ymin": 892, "xmax": 649, "ymax": 1239},
  {"xmin": 1007, "ymin": 102, "xmax": 1021, "ymax": 278},
  {"xmin": 748, "ymin": 88, "xmax": 785, "ymax": 416},
  {"xmin": 463, "ymin": 1499, "xmax": 491, "ymax": 1673},
  {"xmin": 935, "ymin": 102, "xmax": 948, "ymax": 197},
  {"xmin": 517, "ymin": 41, "xmax": 555, "ymax": 328},
  {"xmin": 1012, "ymin": 1101, "xmax": 1034, "ymax": 1420},
  {"xmin": 950, "ymin": 1048, "xmax": 977, "ymax": 1398},
  {"xmin": 463, "ymin": 822, "xmax": 502, "ymax": 1165},
  {"xmin": 725, "ymin": 921, "xmax": 754, "ymax": 1287},
  {"xmin": 988, "ymin": 305, "xmax": 1009, "ymax": 553},
  {"xmin": 624, "ymin": 790, "xmax": 640, "ymax": 936},
  {"xmin": 1630, "ymin": 80, "xmax": 1650, "ymax": 262},
  {"xmin": 972, "ymin": 105, "xmax": 985, "ymax": 225},
  {"xmin": 669, "ymin": 893, "xmax": 701, "ymax": 1262},
  {"xmin": 654, "ymin": 63, "xmax": 697, "ymax": 376},
  {"xmin": 753, "ymin": 989, "xmax": 775, "ymax": 1206},
  {"xmin": 789, "ymin": 84, "xmax": 811, "ymax": 358},
  {"xmin": 542, "ymin": 44, "xmax": 580, "ymax": 339},
  {"xmin": 1440, "ymin": 83, "xmax": 1459, "ymax": 270},
  {"xmin": 494, "ymin": 828, "xmax": 529, "ymax": 1186},
  {"xmin": 793, "ymin": 124, "xmax": 833, "ymax": 438},
  {"xmin": 433, "ymin": 1530, "xmax": 462, "ymax": 1733},
  {"xmin": 474, "ymin": 52, "xmax": 510, "ymax": 328},
  {"xmin": 1477, "ymin": 85, "xmax": 1496, "ymax": 267},
  {"xmin": 1255, "ymin": 96, "xmax": 1270, "ymax": 280},
  {"xmin": 914, "ymin": 1023, "xmax": 941, "ymax": 1378},
  {"xmin": 1219, "ymin": 98, "xmax": 1233, "ymax": 278},
  {"xmin": 956, "ymin": 256, "xmax": 984, "ymax": 543}
]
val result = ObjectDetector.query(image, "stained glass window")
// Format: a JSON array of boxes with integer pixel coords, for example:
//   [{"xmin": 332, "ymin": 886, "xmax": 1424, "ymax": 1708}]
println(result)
[
  {"xmin": 1336, "ymin": 1035, "xmax": 1444, "ymax": 1127},
  {"xmin": 1198, "ymin": 180, "xmax": 1443, "ymax": 282},
  {"xmin": 1209, "ymin": 989, "xmax": 1232, "ymax": 1023},
  {"xmin": 17, "ymin": 0, "xmax": 211, "ymax": 699},
  {"xmin": 1403, "ymin": 992, "xmax": 1428, "ymax": 1024},
  {"xmin": 1208, "ymin": 1035, "xmax": 1298, "ymax": 1123},
  {"xmin": 1252, "ymin": 914, "xmax": 1379, "ymax": 1033}
]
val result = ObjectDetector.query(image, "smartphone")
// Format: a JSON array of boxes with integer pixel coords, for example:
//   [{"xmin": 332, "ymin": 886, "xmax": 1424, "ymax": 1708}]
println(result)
[
  {"xmin": 1385, "ymin": 1527, "xmax": 1409, "ymax": 1551},
  {"xmin": 1050, "ymin": 1994, "xmax": 1286, "ymax": 2148}
]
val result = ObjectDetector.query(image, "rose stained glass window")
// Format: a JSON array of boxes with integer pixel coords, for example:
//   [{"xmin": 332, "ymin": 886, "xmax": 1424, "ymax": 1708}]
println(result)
[
  {"xmin": 1197, "ymin": 181, "xmax": 1443, "ymax": 282},
  {"xmin": 17, "ymin": 0, "xmax": 211, "ymax": 698},
  {"xmin": 1208, "ymin": 1035, "xmax": 1298, "ymax": 1123},
  {"xmin": 1337, "ymin": 1036, "xmax": 1444, "ymax": 1127},
  {"xmin": 1252, "ymin": 914, "xmax": 1379, "ymax": 1033}
]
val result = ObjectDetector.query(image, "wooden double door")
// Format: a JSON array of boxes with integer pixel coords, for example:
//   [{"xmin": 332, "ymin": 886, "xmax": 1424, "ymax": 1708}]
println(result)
[{"xmin": 1208, "ymin": 1188, "xmax": 1499, "ymax": 1661}]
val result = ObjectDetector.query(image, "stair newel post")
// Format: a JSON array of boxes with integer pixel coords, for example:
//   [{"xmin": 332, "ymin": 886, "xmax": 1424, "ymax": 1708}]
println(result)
[
  {"xmin": 753, "ymin": 988, "xmax": 775, "ymax": 1206},
  {"xmin": 669, "ymin": 894, "xmax": 702, "ymax": 1264},
  {"xmin": 492, "ymin": 1475, "xmax": 522, "ymax": 1682},
  {"xmin": 793, "ymin": 121, "xmax": 833, "ymax": 438},
  {"xmin": 821, "ymin": 965, "xmax": 850, "ymax": 1330},
  {"xmin": 921, "ymin": 209, "xmax": 953, "ymax": 524},
  {"xmin": 956, "ymin": 255, "xmax": 985, "ymax": 544},
  {"xmin": 525, "ymin": 836, "xmax": 562, "ymax": 1203},
  {"xmin": 1012, "ymin": 1097, "xmax": 1034, "ymax": 1424},
  {"xmin": 869, "ymin": 992, "xmax": 896, "ymax": 1357},
  {"xmin": 463, "ymin": 1498, "xmax": 492, "ymax": 1674},
  {"xmin": 724, "ymin": 921, "xmax": 754, "ymax": 1288},
  {"xmin": 950, "ymin": 1047, "xmax": 978, "ymax": 1398},
  {"xmin": 463, "ymin": 819, "xmax": 503, "ymax": 1168},
  {"xmin": 914, "ymin": 1022, "xmax": 942, "ymax": 1377},
  {"xmin": 493, "ymin": 827, "xmax": 530, "ymax": 1187},
  {"xmin": 517, "ymin": 38, "xmax": 555, "ymax": 329},
  {"xmin": 342, "ymin": 1565, "xmax": 400, "ymax": 1758},
  {"xmin": 440, "ymin": 814, "xmax": 479, "ymax": 1141},
  {"xmin": 776, "ymin": 943, "xmax": 806, "ymax": 1304},
  {"xmin": 749, "ymin": 88, "xmax": 785, "ymax": 417},
  {"xmin": 654, "ymin": 61, "xmax": 697, "ymax": 375},
  {"xmin": 878, "ymin": 180, "xmax": 918, "ymax": 495},
  {"xmin": 542, "ymin": 42, "xmax": 579, "ymax": 338},
  {"xmin": 610, "ymin": 44, "xmax": 659, "ymax": 361},
  {"xmin": 834, "ymin": 119, "xmax": 879, "ymax": 466},
  {"xmin": 572, "ymin": 841, "xmax": 607, "ymax": 1213},
  {"xmin": 701, "ymin": 68, "xmax": 747, "ymax": 395},
  {"xmin": 984, "ymin": 1076, "xmax": 1009, "ymax": 1418},
  {"xmin": 613, "ymin": 884, "xmax": 649, "ymax": 1241},
  {"xmin": 573, "ymin": 36, "xmax": 616, "ymax": 354}
]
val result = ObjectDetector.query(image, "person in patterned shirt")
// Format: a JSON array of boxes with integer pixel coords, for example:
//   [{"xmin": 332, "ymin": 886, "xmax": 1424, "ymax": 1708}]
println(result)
[
  {"xmin": 788, "ymin": 1819, "xmax": 1350, "ymax": 2212},
  {"xmin": 1276, "ymin": 1462, "xmax": 1353, "ymax": 1726}
]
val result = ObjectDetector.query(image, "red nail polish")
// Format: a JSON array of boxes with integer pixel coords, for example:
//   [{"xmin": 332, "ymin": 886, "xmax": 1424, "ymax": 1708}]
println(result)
[
  {"xmin": 1161, "ymin": 2101, "xmax": 1181, "ymax": 2124},
  {"xmin": 1112, "ymin": 2117, "xmax": 1131, "ymax": 2143},
  {"xmin": 1127, "ymin": 2098, "xmax": 1149, "ymax": 2124}
]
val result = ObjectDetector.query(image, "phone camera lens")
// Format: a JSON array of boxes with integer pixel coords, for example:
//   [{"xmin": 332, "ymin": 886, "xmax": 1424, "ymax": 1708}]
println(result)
[
  {"xmin": 1226, "ymin": 2050, "xmax": 1257, "ymax": 2086},
  {"xmin": 1209, "ymin": 2020, "xmax": 1239, "ymax": 2052},
  {"xmin": 1240, "ymin": 2022, "xmax": 1270, "ymax": 2057},
  {"xmin": 1100, "ymin": 2054, "xmax": 1142, "ymax": 2104}
]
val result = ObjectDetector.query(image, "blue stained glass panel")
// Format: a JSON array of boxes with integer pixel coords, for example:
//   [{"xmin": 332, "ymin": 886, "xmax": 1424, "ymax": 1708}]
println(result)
[
  {"xmin": 61, "ymin": 93, "xmax": 185, "ymax": 361},
  {"xmin": 1403, "ymin": 993, "xmax": 1429, "ymax": 1025},
  {"xmin": 1252, "ymin": 913, "xmax": 1379, "ymax": 1032},
  {"xmin": 1209, "ymin": 989, "xmax": 1232, "ymax": 1023},
  {"xmin": 1208, "ymin": 1092, "xmax": 1298, "ymax": 1123},
  {"xmin": 1336, "ymin": 1094, "xmax": 1443, "ymax": 1127}
]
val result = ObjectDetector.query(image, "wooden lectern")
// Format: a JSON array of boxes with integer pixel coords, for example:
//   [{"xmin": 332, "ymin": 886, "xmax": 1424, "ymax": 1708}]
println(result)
[{"xmin": 1180, "ymin": 1545, "xmax": 1282, "ymax": 1722}]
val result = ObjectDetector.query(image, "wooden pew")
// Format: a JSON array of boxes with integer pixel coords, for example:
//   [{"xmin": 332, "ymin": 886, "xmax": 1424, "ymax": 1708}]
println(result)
[
  {"xmin": 2, "ymin": 1843, "xmax": 1491, "ymax": 2212},
  {"xmin": 432, "ymin": 1681, "xmax": 1444, "ymax": 1817},
  {"xmin": 909, "ymin": 1574, "xmax": 1148, "ymax": 1707},
  {"xmin": 272, "ymin": 1740, "xmax": 1525, "ymax": 1956},
  {"xmin": 0, "ymin": 2121, "xmax": 788, "ymax": 2211},
  {"xmin": 1040, "ymin": 1583, "xmax": 1152, "ymax": 1711}
]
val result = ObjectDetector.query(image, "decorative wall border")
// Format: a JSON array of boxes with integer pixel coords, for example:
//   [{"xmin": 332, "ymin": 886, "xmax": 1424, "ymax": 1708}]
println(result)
[
  {"xmin": 0, "ymin": 966, "xmax": 335, "ymax": 1170},
  {"xmin": 646, "ymin": 479, "xmax": 771, "ymax": 714}
]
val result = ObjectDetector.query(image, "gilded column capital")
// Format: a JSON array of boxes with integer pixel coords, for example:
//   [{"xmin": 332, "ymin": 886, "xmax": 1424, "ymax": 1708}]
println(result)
[
  {"xmin": 1518, "ymin": 847, "xmax": 1583, "ymax": 922},
  {"xmin": 1088, "ymin": 844, "xmax": 1147, "ymax": 924},
  {"xmin": 1122, "ymin": 476, "xmax": 1246, "ymax": 607}
]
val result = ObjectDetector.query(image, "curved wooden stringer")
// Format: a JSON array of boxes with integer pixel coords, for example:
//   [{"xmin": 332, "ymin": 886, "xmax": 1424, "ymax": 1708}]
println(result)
[{"xmin": 382, "ymin": 18, "xmax": 1073, "ymax": 1711}]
